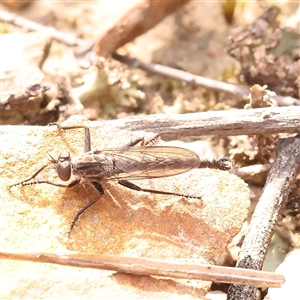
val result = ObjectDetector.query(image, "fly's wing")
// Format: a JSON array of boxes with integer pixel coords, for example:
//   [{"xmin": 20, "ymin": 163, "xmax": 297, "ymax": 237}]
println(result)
[{"xmin": 103, "ymin": 146, "xmax": 200, "ymax": 180}]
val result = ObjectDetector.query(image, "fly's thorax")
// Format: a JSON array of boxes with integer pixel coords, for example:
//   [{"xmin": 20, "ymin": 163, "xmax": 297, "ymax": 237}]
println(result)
[{"xmin": 72, "ymin": 152, "xmax": 116, "ymax": 178}]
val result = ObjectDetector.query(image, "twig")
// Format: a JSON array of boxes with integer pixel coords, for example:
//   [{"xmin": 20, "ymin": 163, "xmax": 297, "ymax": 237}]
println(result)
[
  {"xmin": 112, "ymin": 53, "xmax": 250, "ymax": 98},
  {"xmin": 272, "ymin": 95, "xmax": 300, "ymax": 107},
  {"xmin": 231, "ymin": 164, "xmax": 271, "ymax": 185},
  {"xmin": 0, "ymin": 10, "xmax": 83, "ymax": 47},
  {"xmin": 112, "ymin": 53, "xmax": 300, "ymax": 106},
  {"xmin": 228, "ymin": 134, "xmax": 300, "ymax": 300},
  {"xmin": 99, "ymin": 106, "xmax": 300, "ymax": 140},
  {"xmin": 1, "ymin": 11, "xmax": 299, "ymax": 106},
  {"xmin": 0, "ymin": 249, "xmax": 285, "ymax": 288},
  {"xmin": 233, "ymin": 164, "xmax": 271, "ymax": 178},
  {"xmin": 92, "ymin": 1, "xmax": 191, "ymax": 58}
]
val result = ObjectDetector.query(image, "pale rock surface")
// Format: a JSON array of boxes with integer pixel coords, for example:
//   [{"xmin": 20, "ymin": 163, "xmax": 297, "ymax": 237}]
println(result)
[{"xmin": 0, "ymin": 115, "xmax": 250, "ymax": 299}]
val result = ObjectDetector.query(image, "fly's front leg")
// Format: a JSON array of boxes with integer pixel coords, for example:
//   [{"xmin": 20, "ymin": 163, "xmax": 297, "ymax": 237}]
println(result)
[
  {"xmin": 10, "ymin": 176, "xmax": 81, "ymax": 189},
  {"xmin": 49, "ymin": 123, "xmax": 92, "ymax": 153},
  {"xmin": 48, "ymin": 122, "xmax": 87, "ymax": 131},
  {"xmin": 8, "ymin": 164, "xmax": 49, "ymax": 188},
  {"xmin": 8, "ymin": 164, "xmax": 80, "ymax": 189},
  {"xmin": 68, "ymin": 181, "xmax": 104, "ymax": 236}
]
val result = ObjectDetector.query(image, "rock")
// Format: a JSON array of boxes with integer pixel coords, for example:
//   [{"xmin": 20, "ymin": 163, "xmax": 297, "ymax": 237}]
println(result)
[
  {"xmin": 0, "ymin": 115, "xmax": 250, "ymax": 299},
  {"xmin": 0, "ymin": 32, "xmax": 51, "ymax": 124}
]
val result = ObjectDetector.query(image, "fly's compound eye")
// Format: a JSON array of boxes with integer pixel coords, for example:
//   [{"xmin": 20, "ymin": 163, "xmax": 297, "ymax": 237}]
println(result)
[{"xmin": 57, "ymin": 151, "xmax": 71, "ymax": 181}]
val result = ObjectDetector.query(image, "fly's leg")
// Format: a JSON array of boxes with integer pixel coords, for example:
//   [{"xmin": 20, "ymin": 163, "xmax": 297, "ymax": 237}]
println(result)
[
  {"xmin": 49, "ymin": 123, "xmax": 92, "ymax": 153},
  {"xmin": 118, "ymin": 180, "xmax": 202, "ymax": 199},
  {"xmin": 124, "ymin": 133, "xmax": 160, "ymax": 148},
  {"xmin": 68, "ymin": 181, "xmax": 104, "ymax": 236},
  {"xmin": 118, "ymin": 137, "xmax": 145, "ymax": 150},
  {"xmin": 11, "ymin": 179, "xmax": 80, "ymax": 189},
  {"xmin": 84, "ymin": 127, "xmax": 91, "ymax": 152},
  {"xmin": 115, "ymin": 134, "xmax": 161, "ymax": 154},
  {"xmin": 50, "ymin": 121, "xmax": 160, "ymax": 153},
  {"xmin": 9, "ymin": 164, "xmax": 49, "ymax": 188},
  {"xmin": 48, "ymin": 123, "xmax": 87, "ymax": 130},
  {"xmin": 140, "ymin": 134, "xmax": 161, "ymax": 146},
  {"xmin": 9, "ymin": 161, "xmax": 81, "ymax": 189}
]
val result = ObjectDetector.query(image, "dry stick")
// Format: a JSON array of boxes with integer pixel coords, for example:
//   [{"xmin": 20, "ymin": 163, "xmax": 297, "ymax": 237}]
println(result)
[
  {"xmin": 100, "ymin": 106, "xmax": 300, "ymax": 140},
  {"xmin": 1, "ymin": 11, "xmax": 299, "ymax": 106},
  {"xmin": 1, "ymin": 106, "xmax": 298, "ymax": 140},
  {"xmin": 0, "ymin": 10, "xmax": 84, "ymax": 47},
  {"xmin": 0, "ymin": 250, "xmax": 285, "ymax": 288},
  {"xmin": 112, "ymin": 53, "xmax": 300, "ymax": 107},
  {"xmin": 232, "ymin": 164, "xmax": 271, "ymax": 183},
  {"xmin": 228, "ymin": 134, "xmax": 300, "ymax": 300},
  {"xmin": 92, "ymin": 1, "xmax": 191, "ymax": 58},
  {"xmin": 112, "ymin": 53, "xmax": 250, "ymax": 98}
]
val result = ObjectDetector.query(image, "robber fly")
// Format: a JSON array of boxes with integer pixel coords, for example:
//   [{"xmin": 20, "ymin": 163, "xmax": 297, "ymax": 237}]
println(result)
[{"xmin": 9, "ymin": 124, "xmax": 233, "ymax": 235}]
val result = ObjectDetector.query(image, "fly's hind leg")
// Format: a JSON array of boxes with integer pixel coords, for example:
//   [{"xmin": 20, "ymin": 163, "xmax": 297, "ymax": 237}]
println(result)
[{"xmin": 118, "ymin": 180, "xmax": 202, "ymax": 199}]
